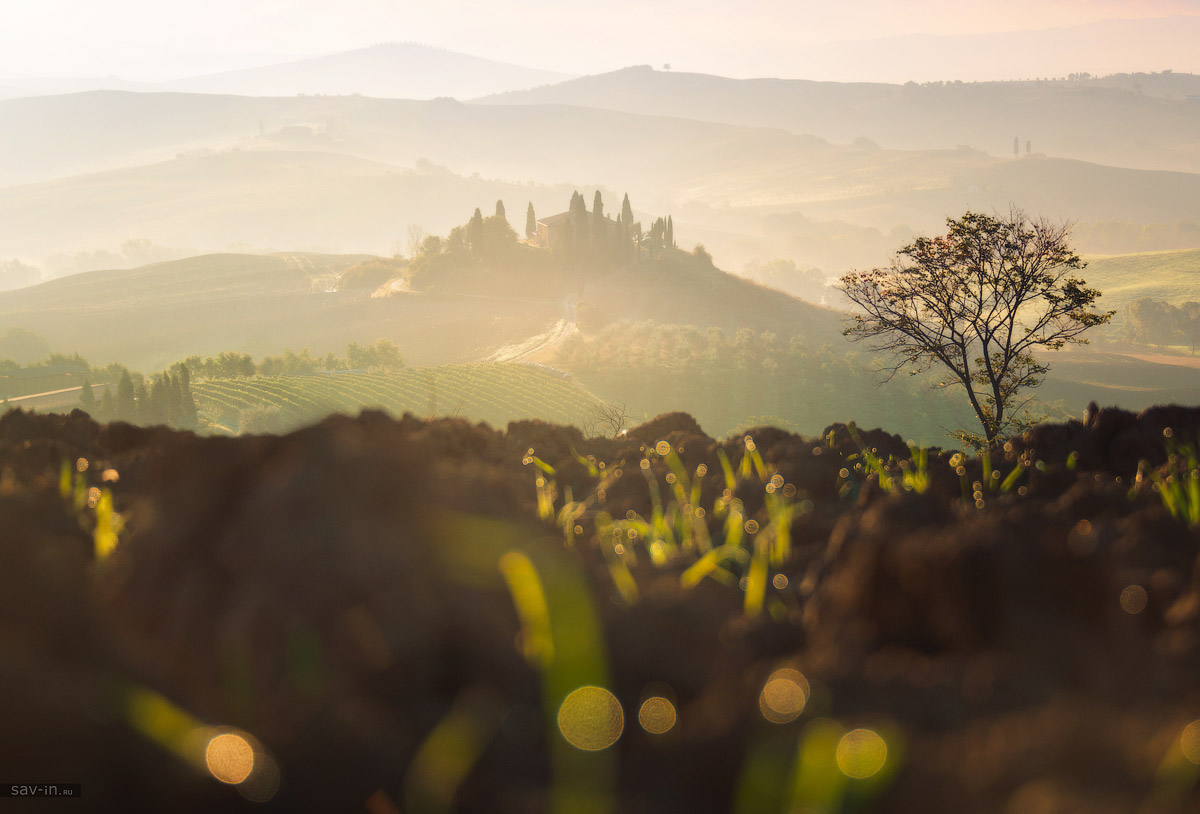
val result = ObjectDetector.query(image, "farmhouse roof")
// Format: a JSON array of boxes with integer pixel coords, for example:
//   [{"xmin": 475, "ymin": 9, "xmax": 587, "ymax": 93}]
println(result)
[{"xmin": 536, "ymin": 212, "xmax": 573, "ymax": 226}]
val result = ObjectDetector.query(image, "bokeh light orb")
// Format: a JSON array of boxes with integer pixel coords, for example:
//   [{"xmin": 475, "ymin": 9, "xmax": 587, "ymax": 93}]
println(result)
[
  {"xmin": 1182, "ymin": 720, "xmax": 1200, "ymax": 765},
  {"xmin": 557, "ymin": 686, "xmax": 624, "ymax": 751},
  {"xmin": 1120, "ymin": 585, "xmax": 1148, "ymax": 614},
  {"xmin": 205, "ymin": 732, "xmax": 255, "ymax": 784},
  {"xmin": 836, "ymin": 728, "xmax": 888, "ymax": 779},
  {"xmin": 759, "ymin": 668, "xmax": 809, "ymax": 724},
  {"xmin": 637, "ymin": 697, "xmax": 677, "ymax": 735}
]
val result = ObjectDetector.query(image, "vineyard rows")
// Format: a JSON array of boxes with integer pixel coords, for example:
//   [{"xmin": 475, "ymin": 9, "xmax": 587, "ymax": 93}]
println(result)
[{"xmin": 191, "ymin": 364, "xmax": 601, "ymax": 434}]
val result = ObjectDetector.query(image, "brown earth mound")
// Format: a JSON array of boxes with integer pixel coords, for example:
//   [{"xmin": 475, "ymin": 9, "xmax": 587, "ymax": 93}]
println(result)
[{"xmin": 2, "ymin": 406, "xmax": 1199, "ymax": 813}]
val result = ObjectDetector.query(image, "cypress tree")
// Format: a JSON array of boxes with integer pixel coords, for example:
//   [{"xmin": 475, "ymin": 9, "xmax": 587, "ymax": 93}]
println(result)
[
  {"xmin": 98, "ymin": 387, "xmax": 115, "ymax": 422},
  {"xmin": 164, "ymin": 373, "xmax": 184, "ymax": 427},
  {"xmin": 614, "ymin": 214, "xmax": 623, "ymax": 265},
  {"xmin": 468, "ymin": 208, "xmax": 485, "ymax": 257},
  {"xmin": 178, "ymin": 364, "xmax": 198, "ymax": 428},
  {"xmin": 592, "ymin": 192, "xmax": 606, "ymax": 261},
  {"xmin": 79, "ymin": 375, "xmax": 96, "ymax": 414},
  {"xmin": 116, "ymin": 370, "xmax": 135, "ymax": 422},
  {"xmin": 495, "ymin": 199, "xmax": 506, "ymax": 219},
  {"xmin": 133, "ymin": 380, "xmax": 150, "ymax": 424},
  {"xmin": 525, "ymin": 202, "xmax": 537, "ymax": 239},
  {"xmin": 569, "ymin": 192, "xmax": 589, "ymax": 257},
  {"xmin": 149, "ymin": 375, "xmax": 170, "ymax": 425},
  {"xmin": 666, "ymin": 215, "xmax": 674, "ymax": 249},
  {"xmin": 621, "ymin": 193, "xmax": 633, "ymax": 227}
]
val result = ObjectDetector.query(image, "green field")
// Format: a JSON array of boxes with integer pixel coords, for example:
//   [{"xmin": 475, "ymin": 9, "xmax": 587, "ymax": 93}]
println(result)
[
  {"xmin": 1086, "ymin": 248, "xmax": 1200, "ymax": 311},
  {"xmin": 192, "ymin": 363, "xmax": 602, "ymax": 434}
]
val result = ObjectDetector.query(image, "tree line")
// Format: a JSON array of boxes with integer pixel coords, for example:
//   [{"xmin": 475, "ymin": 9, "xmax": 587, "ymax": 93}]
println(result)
[
  {"xmin": 46, "ymin": 340, "xmax": 406, "ymax": 431},
  {"xmin": 526, "ymin": 190, "xmax": 675, "ymax": 271},
  {"xmin": 177, "ymin": 340, "xmax": 404, "ymax": 379},
  {"xmin": 1124, "ymin": 298, "xmax": 1200, "ymax": 352}
]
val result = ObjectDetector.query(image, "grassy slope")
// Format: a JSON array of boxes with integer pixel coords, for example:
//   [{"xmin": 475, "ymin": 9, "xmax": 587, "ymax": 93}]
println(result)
[
  {"xmin": 1039, "ymin": 350, "xmax": 1200, "ymax": 412},
  {"xmin": 0, "ymin": 253, "xmax": 563, "ymax": 371},
  {"xmin": 577, "ymin": 250, "xmax": 846, "ymax": 344},
  {"xmin": 0, "ymin": 244, "xmax": 843, "ymax": 374},
  {"xmin": 1084, "ymin": 248, "xmax": 1200, "ymax": 311}
]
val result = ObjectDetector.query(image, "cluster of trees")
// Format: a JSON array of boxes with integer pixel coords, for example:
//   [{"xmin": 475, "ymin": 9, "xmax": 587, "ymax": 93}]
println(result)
[
  {"xmin": 404, "ymin": 205, "xmax": 541, "ymax": 293},
  {"xmin": 403, "ymin": 193, "xmax": 682, "ymax": 294},
  {"xmin": 82, "ymin": 366, "xmax": 198, "ymax": 430},
  {"xmin": 178, "ymin": 340, "xmax": 405, "ymax": 379},
  {"xmin": 1125, "ymin": 299, "xmax": 1200, "ymax": 351},
  {"xmin": 552, "ymin": 321, "xmax": 985, "ymax": 444},
  {"xmin": 528, "ymin": 191, "xmax": 675, "ymax": 271}
]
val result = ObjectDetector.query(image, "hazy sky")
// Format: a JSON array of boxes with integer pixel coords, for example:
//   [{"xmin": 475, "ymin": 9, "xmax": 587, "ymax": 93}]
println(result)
[{"xmin": 3, "ymin": 0, "xmax": 1199, "ymax": 81}]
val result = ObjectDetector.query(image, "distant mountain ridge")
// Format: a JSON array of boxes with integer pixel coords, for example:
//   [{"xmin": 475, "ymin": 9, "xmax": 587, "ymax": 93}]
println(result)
[
  {"xmin": 480, "ymin": 62, "xmax": 1200, "ymax": 174},
  {"xmin": 0, "ymin": 43, "xmax": 572, "ymax": 103}
]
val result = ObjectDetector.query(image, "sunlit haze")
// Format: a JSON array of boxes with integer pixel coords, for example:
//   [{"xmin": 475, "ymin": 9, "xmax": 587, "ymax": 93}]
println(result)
[{"xmin": 2, "ymin": 0, "xmax": 1199, "ymax": 81}]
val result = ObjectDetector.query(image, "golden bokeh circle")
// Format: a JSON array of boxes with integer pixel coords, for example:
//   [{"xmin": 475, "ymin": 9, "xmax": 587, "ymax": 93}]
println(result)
[
  {"xmin": 836, "ymin": 728, "xmax": 888, "ymax": 779},
  {"xmin": 205, "ymin": 732, "xmax": 255, "ymax": 784},
  {"xmin": 758, "ymin": 668, "xmax": 810, "ymax": 724},
  {"xmin": 1120, "ymin": 585, "xmax": 1148, "ymax": 614},
  {"xmin": 637, "ymin": 697, "xmax": 677, "ymax": 735},
  {"xmin": 557, "ymin": 686, "xmax": 625, "ymax": 751},
  {"xmin": 1182, "ymin": 720, "xmax": 1200, "ymax": 765}
]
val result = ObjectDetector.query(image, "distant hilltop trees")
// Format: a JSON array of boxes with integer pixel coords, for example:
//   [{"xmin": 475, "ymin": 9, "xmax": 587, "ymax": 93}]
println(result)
[
  {"xmin": 404, "ymin": 191, "xmax": 678, "ymax": 294},
  {"xmin": 529, "ymin": 190, "xmax": 674, "ymax": 268}
]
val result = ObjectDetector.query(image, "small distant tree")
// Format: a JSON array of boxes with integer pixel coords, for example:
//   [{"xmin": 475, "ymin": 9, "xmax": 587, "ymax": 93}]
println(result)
[
  {"xmin": 495, "ymin": 200, "xmax": 506, "ymax": 220},
  {"xmin": 177, "ymin": 364, "xmax": 198, "ymax": 428},
  {"xmin": 621, "ymin": 193, "xmax": 633, "ymax": 227},
  {"xmin": 467, "ymin": 208, "xmax": 485, "ymax": 257},
  {"xmin": 116, "ymin": 370, "xmax": 135, "ymax": 421},
  {"xmin": 133, "ymin": 380, "xmax": 150, "ymax": 424},
  {"xmin": 583, "ymin": 400, "xmax": 631, "ymax": 438},
  {"xmin": 840, "ymin": 209, "xmax": 1113, "ymax": 448},
  {"xmin": 406, "ymin": 224, "xmax": 428, "ymax": 258},
  {"xmin": 79, "ymin": 376, "xmax": 96, "ymax": 414},
  {"xmin": 526, "ymin": 202, "xmax": 537, "ymax": 239},
  {"xmin": 666, "ymin": 216, "xmax": 675, "ymax": 249},
  {"xmin": 1013, "ymin": 136, "xmax": 1019, "ymax": 157},
  {"xmin": 98, "ymin": 387, "xmax": 115, "ymax": 422}
]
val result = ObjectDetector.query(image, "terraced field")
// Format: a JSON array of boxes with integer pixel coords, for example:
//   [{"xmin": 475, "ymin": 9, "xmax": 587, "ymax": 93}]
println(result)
[{"xmin": 191, "ymin": 363, "xmax": 601, "ymax": 434}]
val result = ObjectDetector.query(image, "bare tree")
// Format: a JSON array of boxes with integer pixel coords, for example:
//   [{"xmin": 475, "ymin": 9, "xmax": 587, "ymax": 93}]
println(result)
[
  {"xmin": 406, "ymin": 224, "xmax": 429, "ymax": 259},
  {"xmin": 583, "ymin": 400, "xmax": 631, "ymax": 438},
  {"xmin": 839, "ymin": 209, "xmax": 1113, "ymax": 448}
]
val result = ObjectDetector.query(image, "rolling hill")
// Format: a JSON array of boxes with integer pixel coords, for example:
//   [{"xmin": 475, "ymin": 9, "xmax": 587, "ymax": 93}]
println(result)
[
  {"xmin": 0, "ymin": 253, "xmax": 562, "ymax": 371},
  {"xmin": 0, "ymin": 149, "xmax": 590, "ymax": 260},
  {"xmin": 163, "ymin": 43, "xmax": 572, "ymax": 100},
  {"xmin": 1084, "ymin": 248, "xmax": 1200, "ymax": 311},
  {"xmin": 479, "ymin": 63, "xmax": 1200, "ymax": 174},
  {"xmin": 0, "ymin": 44, "xmax": 571, "ymax": 104},
  {"xmin": 0, "ymin": 246, "xmax": 845, "ymax": 373},
  {"xmin": 6, "ymin": 92, "xmax": 1200, "ymax": 272}
]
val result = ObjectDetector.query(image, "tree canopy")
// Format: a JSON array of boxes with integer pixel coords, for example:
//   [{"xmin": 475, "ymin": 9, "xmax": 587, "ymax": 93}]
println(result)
[{"xmin": 840, "ymin": 209, "xmax": 1113, "ymax": 447}]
